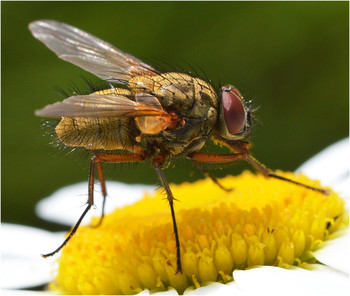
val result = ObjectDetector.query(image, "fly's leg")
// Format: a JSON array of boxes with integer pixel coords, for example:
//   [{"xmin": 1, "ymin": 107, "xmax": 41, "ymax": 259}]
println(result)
[
  {"xmin": 42, "ymin": 155, "xmax": 97, "ymax": 258},
  {"xmin": 92, "ymin": 161, "xmax": 107, "ymax": 227},
  {"xmin": 153, "ymin": 154, "xmax": 182, "ymax": 274},
  {"xmin": 244, "ymin": 154, "xmax": 330, "ymax": 194},
  {"xmin": 92, "ymin": 152, "xmax": 147, "ymax": 226},
  {"xmin": 189, "ymin": 152, "xmax": 246, "ymax": 194},
  {"xmin": 189, "ymin": 152, "xmax": 247, "ymax": 164},
  {"xmin": 42, "ymin": 151, "xmax": 146, "ymax": 258},
  {"xmin": 228, "ymin": 140, "xmax": 330, "ymax": 195},
  {"xmin": 189, "ymin": 147, "xmax": 329, "ymax": 195},
  {"xmin": 195, "ymin": 161, "xmax": 233, "ymax": 192},
  {"xmin": 204, "ymin": 170, "xmax": 233, "ymax": 192}
]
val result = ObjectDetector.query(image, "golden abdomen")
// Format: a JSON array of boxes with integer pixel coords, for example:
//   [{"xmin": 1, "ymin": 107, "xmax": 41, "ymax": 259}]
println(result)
[{"xmin": 55, "ymin": 117, "xmax": 139, "ymax": 151}]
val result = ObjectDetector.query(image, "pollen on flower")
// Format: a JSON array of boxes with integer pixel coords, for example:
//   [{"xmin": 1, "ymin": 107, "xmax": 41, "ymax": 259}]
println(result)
[{"xmin": 52, "ymin": 171, "xmax": 348, "ymax": 294}]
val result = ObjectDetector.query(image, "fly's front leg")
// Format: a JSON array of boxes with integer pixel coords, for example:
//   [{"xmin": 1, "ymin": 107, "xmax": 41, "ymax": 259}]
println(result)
[
  {"xmin": 195, "ymin": 162, "xmax": 233, "ymax": 191},
  {"xmin": 189, "ymin": 152, "xmax": 247, "ymax": 192},
  {"xmin": 42, "ymin": 151, "xmax": 146, "ymax": 258},
  {"xmin": 245, "ymin": 154, "xmax": 330, "ymax": 194},
  {"xmin": 153, "ymin": 154, "xmax": 182, "ymax": 274},
  {"xmin": 191, "ymin": 139, "xmax": 330, "ymax": 195},
  {"xmin": 226, "ymin": 140, "xmax": 330, "ymax": 195},
  {"xmin": 189, "ymin": 152, "xmax": 247, "ymax": 164}
]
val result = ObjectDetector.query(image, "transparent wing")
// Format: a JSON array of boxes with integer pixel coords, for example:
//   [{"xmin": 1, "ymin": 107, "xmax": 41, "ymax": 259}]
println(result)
[
  {"xmin": 29, "ymin": 20, "xmax": 158, "ymax": 83},
  {"xmin": 35, "ymin": 94, "xmax": 171, "ymax": 118}
]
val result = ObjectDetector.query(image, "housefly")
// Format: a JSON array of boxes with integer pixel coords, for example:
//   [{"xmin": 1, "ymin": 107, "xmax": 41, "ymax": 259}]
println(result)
[{"xmin": 29, "ymin": 20, "xmax": 329, "ymax": 273}]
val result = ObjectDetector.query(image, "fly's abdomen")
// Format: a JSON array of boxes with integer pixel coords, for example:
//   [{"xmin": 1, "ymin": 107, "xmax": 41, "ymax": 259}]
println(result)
[
  {"xmin": 93, "ymin": 88, "xmax": 132, "ymax": 97},
  {"xmin": 55, "ymin": 117, "xmax": 139, "ymax": 151}
]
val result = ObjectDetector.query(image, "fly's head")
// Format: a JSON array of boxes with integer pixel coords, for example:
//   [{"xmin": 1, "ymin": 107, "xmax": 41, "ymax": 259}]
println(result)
[{"xmin": 215, "ymin": 85, "xmax": 254, "ymax": 142}]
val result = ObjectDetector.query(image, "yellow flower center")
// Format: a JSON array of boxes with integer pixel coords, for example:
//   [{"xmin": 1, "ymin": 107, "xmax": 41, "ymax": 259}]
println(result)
[{"xmin": 52, "ymin": 171, "xmax": 347, "ymax": 294}]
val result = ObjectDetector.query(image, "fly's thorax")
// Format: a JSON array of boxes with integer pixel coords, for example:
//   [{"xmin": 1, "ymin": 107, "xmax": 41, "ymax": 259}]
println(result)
[
  {"xmin": 129, "ymin": 72, "xmax": 219, "ymax": 155},
  {"xmin": 152, "ymin": 73, "xmax": 195, "ymax": 108},
  {"xmin": 129, "ymin": 73, "xmax": 217, "ymax": 110},
  {"xmin": 154, "ymin": 73, "xmax": 218, "ymax": 131},
  {"xmin": 137, "ymin": 73, "xmax": 219, "ymax": 156},
  {"xmin": 153, "ymin": 73, "xmax": 218, "ymax": 110},
  {"xmin": 192, "ymin": 77, "xmax": 218, "ymax": 109},
  {"xmin": 128, "ymin": 75, "xmax": 155, "ymax": 94},
  {"xmin": 55, "ymin": 116, "xmax": 140, "ymax": 151},
  {"xmin": 128, "ymin": 72, "xmax": 218, "ymax": 128}
]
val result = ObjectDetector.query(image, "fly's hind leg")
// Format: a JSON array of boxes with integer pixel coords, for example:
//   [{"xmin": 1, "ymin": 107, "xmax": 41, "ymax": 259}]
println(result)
[
  {"xmin": 42, "ymin": 154, "xmax": 98, "ymax": 258},
  {"xmin": 91, "ymin": 151, "xmax": 147, "ymax": 227},
  {"xmin": 42, "ymin": 151, "xmax": 146, "ymax": 258},
  {"xmin": 91, "ymin": 161, "xmax": 107, "ymax": 227}
]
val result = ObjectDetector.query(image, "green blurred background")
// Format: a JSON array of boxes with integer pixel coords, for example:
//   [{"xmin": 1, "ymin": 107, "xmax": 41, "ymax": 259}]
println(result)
[{"xmin": 2, "ymin": 2, "xmax": 348, "ymax": 231}]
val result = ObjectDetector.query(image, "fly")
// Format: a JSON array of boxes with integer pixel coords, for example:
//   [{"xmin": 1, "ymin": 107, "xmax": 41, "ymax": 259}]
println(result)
[{"xmin": 29, "ymin": 20, "xmax": 329, "ymax": 273}]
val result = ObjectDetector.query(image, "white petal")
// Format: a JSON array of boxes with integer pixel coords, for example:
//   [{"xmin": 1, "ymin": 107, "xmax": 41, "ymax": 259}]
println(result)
[
  {"xmin": 0, "ymin": 289, "xmax": 55, "ymax": 295},
  {"xmin": 313, "ymin": 230, "xmax": 350, "ymax": 274},
  {"xmin": 184, "ymin": 281, "xmax": 244, "ymax": 295},
  {"xmin": 137, "ymin": 289, "xmax": 151, "ymax": 295},
  {"xmin": 2, "ymin": 223, "xmax": 65, "ymax": 258},
  {"xmin": 297, "ymin": 138, "xmax": 349, "ymax": 197},
  {"xmin": 1, "ymin": 257, "xmax": 53, "ymax": 290},
  {"xmin": 1, "ymin": 223, "xmax": 65, "ymax": 289},
  {"xmin": 309, "ymin": 264, "xmax": 349, "ymax": 282},
  {"xmin": 36, "ymin": 181, "xmax": 156, "ymax": 225},
  {"xmin": 152, "ymin": 287, "xmax": 179, "ymax": 295},
  {"xmin": 233, "ymin": 265, "xmax": 349, "ymax": 296},
  {"xmin": 298, "ymin": 138, "xmax": 349, "ymax": 274}
]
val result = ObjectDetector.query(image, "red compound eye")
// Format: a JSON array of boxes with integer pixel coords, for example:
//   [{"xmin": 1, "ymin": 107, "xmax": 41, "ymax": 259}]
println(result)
[{"xmin": 222, "ymin": 87, "xmax": 246, "ymax": 134}]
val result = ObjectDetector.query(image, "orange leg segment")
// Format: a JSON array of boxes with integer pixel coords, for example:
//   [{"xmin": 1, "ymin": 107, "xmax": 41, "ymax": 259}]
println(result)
[{"xmin": 189, "ymin": 152, "xmax": 246, "ymax": 163}]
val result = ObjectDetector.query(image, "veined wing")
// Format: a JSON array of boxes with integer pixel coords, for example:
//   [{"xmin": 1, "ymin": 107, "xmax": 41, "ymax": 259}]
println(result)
[
  {"xmin": 29, "ymin": 20, "xmax": 158, "ymax": 83},
  {"xmin": 35, "ymin": 94, "xmax": 171, "ymax": 118}
]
